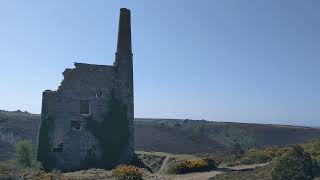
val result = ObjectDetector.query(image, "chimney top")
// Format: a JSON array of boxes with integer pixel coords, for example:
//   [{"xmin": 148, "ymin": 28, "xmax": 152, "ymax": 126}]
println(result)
[
  {"xmin": 120, "ymin": 8, "xmax": 130, "ymax": 13},
  {"xmin": 116, "ymin": 8, "xmax": 132, "ymax": 55}
]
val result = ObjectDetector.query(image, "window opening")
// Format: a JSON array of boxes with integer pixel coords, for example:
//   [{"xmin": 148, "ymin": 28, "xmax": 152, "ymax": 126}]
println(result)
[{"xmin": 80, "ymin": 100, "xmax": 90, "ymax": 115}]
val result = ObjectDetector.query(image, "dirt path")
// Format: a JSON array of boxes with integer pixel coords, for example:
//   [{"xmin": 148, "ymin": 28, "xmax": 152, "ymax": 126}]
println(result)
[
  {"xmin": 157, "ymin": 156, "xmax": 170, "ymax": 173},
  {"xmin": 226, "ymin": 163, "xmax": 268, "ymax": 171},
  {"xmin": 148, "ymin": 161, "xmax": 269, "ymax": 180},
  {"xmin": 63, "ymin": 156, "xmax": 268, "ymax": 180}
]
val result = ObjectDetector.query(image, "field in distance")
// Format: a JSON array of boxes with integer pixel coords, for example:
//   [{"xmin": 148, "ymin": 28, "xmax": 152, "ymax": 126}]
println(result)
[{"xmin": 1, "ymin": 110, "xmax": 320, "ymax": 161}]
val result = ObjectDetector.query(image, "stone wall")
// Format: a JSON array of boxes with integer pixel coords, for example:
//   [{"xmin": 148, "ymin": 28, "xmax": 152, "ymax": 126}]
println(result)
[
  {"xmin": 37, "ymin": 8, "xmax": 134, "ymax": 171},
  {"xmin": 39, "ymin": 63, "xmax": 133, "ymax": 170}
]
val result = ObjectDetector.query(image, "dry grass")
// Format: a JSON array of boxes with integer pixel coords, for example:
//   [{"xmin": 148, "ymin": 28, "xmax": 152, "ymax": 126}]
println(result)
[{"xmin": 63, "ymin": 169, "xmax": 114, "ymax": 180}]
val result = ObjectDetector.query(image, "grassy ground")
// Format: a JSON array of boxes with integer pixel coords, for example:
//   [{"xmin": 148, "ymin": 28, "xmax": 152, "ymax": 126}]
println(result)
[
  {"xmin": 2, "ymin": 111, "xmax": 320, "ymax": 179},
  {"xmin": 4, "ymin": 139, "xmax": 320, "ymax": 179},
  {"xmin": 63, "ymin": 169, "xmax": 115, "ymax": 180},
  {"xmin": 135, "ymin": 151, "xmax": 199, "ymax": 173}
]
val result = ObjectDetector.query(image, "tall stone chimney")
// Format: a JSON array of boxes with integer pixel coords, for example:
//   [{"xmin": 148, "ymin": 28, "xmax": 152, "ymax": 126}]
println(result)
[{"xmin": 114, "ymin": 8, "xmax": 134, "ymax": 160}]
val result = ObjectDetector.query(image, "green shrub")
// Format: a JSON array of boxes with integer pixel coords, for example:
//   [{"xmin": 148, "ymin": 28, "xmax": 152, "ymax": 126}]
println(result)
[
  {"xmin": 15, "ymin": 140, "xmax": 33, "ymax": 167},
  {"xmin": 272, "ymin": 145, "xmax": 320, "ymax": 180},
  {"xmin": 113, "ymin": 165, "xmax": 143, "ymax": 180},
  {"xmin": 168, "ymin": 158, "xmax": 216, "ymax": 174},
  {"xmin": 203, "ymin": 158, "xmax": 217, "ymax": 170},
  {"xmin": 0, "ymin": 141, "xmax": 47, "ymax": 180}
]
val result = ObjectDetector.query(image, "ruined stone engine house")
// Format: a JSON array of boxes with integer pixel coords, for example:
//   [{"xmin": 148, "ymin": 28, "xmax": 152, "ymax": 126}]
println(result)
[{"xmin": 37, "ymin": 8, "xmax": 134, "ymax": 170}]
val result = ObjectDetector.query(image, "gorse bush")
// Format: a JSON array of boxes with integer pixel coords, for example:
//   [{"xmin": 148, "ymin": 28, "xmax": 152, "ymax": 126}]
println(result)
[
  {"xmin": 272, "ymin": 145, "xmax": 320, "ymax": 180},
  {"xmin": 240, "ymin": 150, "xmax": 272, "ymax": 165},
  {"xmin": 301, "ymin": 139, "xmax": 320, "ymax": 160},
  {"xmin": 168, "ymin": 158, "xmax": 216, "ymax": 174},
  {"xmin": 238, "ymin": 146, "xmax": 293, "ymax": 165},
  {"xmin": 239, "ymin": 139, "xmax": 320, "ymax": 166},
  {"xmin": 0, "ymin": 160, "xmax": 19, "ymax": 179},
  {"xmin": 0, "ymin": 160, "xmax": 62, "ymax": 180},
  {"xmin": 21, "ymin": 169, "xmax": 65, "ymax": 180},
  {"xmin": 113, "ymin": 165, "xmax": 143, "ymax": 180}
]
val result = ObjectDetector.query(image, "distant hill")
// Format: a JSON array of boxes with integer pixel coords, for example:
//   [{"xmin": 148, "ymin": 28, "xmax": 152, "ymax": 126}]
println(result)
[
  {"xmin": 134, "ymin": 118, "xmax": 320, "ymax": 154},
  {"xmin": 0, "ymin": 110, "xmax": 40, "ymax": 161},
  {"xmin": 1, "ymin": 110, "xmax": 320, "ymax": 162}
]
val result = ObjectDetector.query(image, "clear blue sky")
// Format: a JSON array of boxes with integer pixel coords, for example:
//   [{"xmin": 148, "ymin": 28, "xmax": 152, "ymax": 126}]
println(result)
[{"xmin": 0, "ymin": 0, "xmax": 319, "ymax": 126}]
